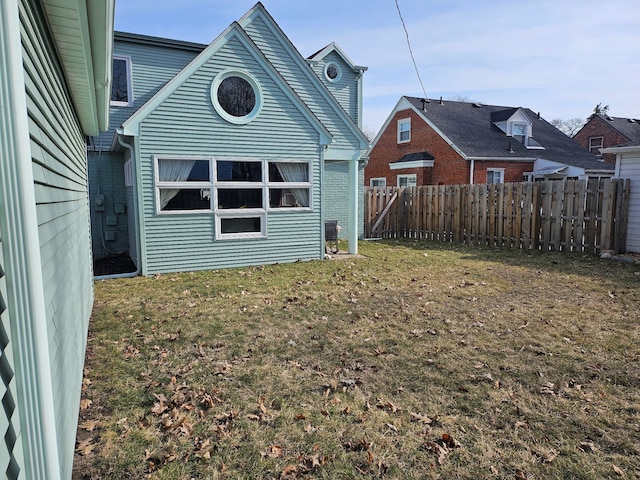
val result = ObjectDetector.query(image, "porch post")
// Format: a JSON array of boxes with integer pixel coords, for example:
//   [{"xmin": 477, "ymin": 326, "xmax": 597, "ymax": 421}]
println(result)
[{"xmin": 348, "ymin": 159, "xmax": 358, "ymax": 254}]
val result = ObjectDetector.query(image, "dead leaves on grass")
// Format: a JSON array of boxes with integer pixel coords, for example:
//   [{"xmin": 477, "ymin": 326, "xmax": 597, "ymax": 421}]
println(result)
[{"xmin": 422, "ymin": 433, "xmax": 461, "ymax": 465}]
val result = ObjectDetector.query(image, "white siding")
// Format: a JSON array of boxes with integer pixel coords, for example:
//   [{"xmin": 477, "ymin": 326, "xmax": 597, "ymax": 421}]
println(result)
[{"xmin": 617, "ymin": 153, "xmax": 640, "ymax": 252}]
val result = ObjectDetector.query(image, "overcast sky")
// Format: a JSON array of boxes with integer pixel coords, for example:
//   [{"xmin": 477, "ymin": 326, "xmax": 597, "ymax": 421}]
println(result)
[{"xmin": 115, "ymin": 0, "xmax": 640, "ymax": 134}]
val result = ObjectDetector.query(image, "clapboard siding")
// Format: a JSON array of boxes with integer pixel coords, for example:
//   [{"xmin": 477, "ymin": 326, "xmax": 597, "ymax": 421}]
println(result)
[
  {"xmin": 618, "ymin": 154, "xmax": 640, "ymax": 252},
  {"xmin": 310, "ymin": 51, "xmax": 358, "ymax": 122},
  {"xmin": 137, "ymin": 37, "xmax": 324, "ymax": 274},
  {"xmin": 20, "ymin": 0, "xmax": 94, "ymax": 477},
  {"xmin": 242, "ymin": 16, "xmax": 360, "ymax": 151},
  {"xmin": 323, "ymin": 161, "xmax": 365, "ymax": 239},
  {"xmin": 92, "ymin": 37, "xmax": 202, "ymax": 150}
]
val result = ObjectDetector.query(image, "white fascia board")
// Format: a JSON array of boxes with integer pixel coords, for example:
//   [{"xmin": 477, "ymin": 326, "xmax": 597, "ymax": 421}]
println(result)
[
  {"xmin": 120, "ymin": 23, "xmax": 332, "ymax": 145},
  {"xmin": 87, "ymin": 0, "xmax": 115, "ymax": 132},
  {"xmin": 238, "ymin": 5, "xmax": 369, "ymax": 150},
  {"xmin": 390, "ymin": 160, "xmax": 434, "ymax": 170},
  {"xmin": 602, "ymin": 145, "xmax": 640, "ymax": 154}
]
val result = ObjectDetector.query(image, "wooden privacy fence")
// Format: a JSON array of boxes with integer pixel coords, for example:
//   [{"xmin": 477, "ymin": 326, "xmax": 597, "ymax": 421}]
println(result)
[{"xmin": 364, "ymin": 179, "xmax": 630, "ymax": 254}]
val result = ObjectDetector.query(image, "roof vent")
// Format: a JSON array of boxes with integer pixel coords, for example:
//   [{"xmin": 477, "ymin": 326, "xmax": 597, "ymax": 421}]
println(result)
[
  {"xmin": 628, "ymin": 118, "xmax": 636, "ymax": 123},
  {"xmin": 439, "ymin": 96, "xmax": 444, "ymax": 105},
  {"xmin": 537, "ymin": 112, "xmax": 541, "ymax": 119},
  {"xmin": 606, "ymin": 115, "xmax": 614, "ymax": 121},
  {"xmin": 421, "ymin": 98, "xmax": 430, "ymax": 111},
  {"xmin": 508, "ymin": 142, "xmax": 514, "ymax": 153},
  {"xmin": 472, "ymin": 103, "xmax": 482, "ymax": 108}
]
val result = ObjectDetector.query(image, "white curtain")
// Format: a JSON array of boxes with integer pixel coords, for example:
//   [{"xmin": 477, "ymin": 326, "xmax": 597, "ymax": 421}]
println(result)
[
  {"xmin": 276, "ymin": 163, "xmax": 309, "ymax": 207},
  {"xmin": 159, "ymin": 159, "xmax": 196, "ymax": 209}
]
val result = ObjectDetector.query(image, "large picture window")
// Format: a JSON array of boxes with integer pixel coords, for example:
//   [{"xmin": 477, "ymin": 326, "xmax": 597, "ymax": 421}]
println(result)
[{"xmin": 155, "ymin": 157, "xmax": 311, "ymax": 240}]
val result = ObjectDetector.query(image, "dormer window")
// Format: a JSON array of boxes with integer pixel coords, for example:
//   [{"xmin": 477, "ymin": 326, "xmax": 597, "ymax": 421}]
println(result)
[{"xmin": 512, "ymin": 123, "xmax": 527, "ymax": 144}]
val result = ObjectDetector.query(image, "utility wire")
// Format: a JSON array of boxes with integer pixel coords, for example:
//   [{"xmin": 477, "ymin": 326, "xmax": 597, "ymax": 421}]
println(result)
[{"xmin": 395, "ymin": 0, "xmax": 428, "ymax": 100}]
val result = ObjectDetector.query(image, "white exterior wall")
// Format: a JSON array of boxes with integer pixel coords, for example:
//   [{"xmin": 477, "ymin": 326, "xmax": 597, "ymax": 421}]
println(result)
[{"xmin": 616, "ymin": 151, "xmax": 640, "ymax": 252}]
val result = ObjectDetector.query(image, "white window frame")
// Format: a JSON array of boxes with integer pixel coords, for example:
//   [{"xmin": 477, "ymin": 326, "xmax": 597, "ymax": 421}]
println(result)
[
  {"xmin": 397, "ymin": 118, "xmax": 411, "ymax": 144},
  {"xmin": 154, "ymin": 157, "xmax": 312, "ymax": 241},
  {"xmin": 211, "ymin": 69, "xmax": 263, "ymax": 125},
  {"xmin": 324, "ymin": 63, "xmax": 342, "ymax": 83},
  {"xmin": 589, "ymin": 136, "xmax": 603, "ymax": 156},
  {"xmin": 266, "ymin": 161, "xmax": 312, "ymax": 211},
  {"xmin": 487, "ymin": 168, "xmax": 504, "ymax": 184},
  {"xmin": 154, "ymin": 156, "xmax": 214, "ymax": 215},
  {"xmin": 111, "ymin": 55, "xmax": 133, "ymax": 107},
  {"xmin": 397, "ymin": 174, "xmax": 416, "ymax": 187},
  {"xmin": 370, "ymin": 177, "xmax": 387, "ymax": 188}
]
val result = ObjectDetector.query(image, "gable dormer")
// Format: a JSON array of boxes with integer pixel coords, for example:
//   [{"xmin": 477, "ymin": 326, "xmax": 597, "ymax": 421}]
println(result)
[
  {"xmin": 307, "ymin": 42, "xmax": 367, "ymax": 128},
  {"xmin": 491, "ymin": 108, "xmax": 544, "ymax": 149}
]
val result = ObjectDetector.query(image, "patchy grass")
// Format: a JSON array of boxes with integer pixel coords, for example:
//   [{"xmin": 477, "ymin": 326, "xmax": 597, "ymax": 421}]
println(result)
[{"xmin": 73, "ymin": 240, "xmax": 640, "ymax": 479}]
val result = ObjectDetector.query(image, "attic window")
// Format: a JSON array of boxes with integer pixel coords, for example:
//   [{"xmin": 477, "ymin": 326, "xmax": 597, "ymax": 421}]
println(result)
[
  {"xmin": 512, "ymin": 123, "xmax": 527, "ymax": 144},
  {"xmin": 211, "ymin": 70, "xmax": 262, "ymax": 124},
  {"xmin": 324, "ymin": 63, "xmax": 341, "ymax": 83}
]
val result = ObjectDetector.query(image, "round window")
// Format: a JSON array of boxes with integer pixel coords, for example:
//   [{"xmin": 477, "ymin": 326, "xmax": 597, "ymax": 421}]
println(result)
[
  {"xmin": 324, "ymin": 63, "xmax": 341, "ymax": 82},
  {"xmin": 211, "ymin": 70, "xmax": 262, "ymax": 124}
]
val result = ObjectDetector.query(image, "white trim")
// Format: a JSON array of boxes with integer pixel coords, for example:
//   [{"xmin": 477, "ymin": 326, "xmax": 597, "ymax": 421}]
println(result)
[
  {"xmin": 110, "ymin": 55, "xmax": 133, "ymax": 107},
  {"xmin": 369, "ymin": 177, "xmax": 386, "ymax": 187},
  {"xmin": 397, "ymin": 118, "xmax": 410, "ymax": 144},
  {"xmin": 154, "ymin": 156, "xmax": 213, "ymax": 214},
  {"xmin": 390, "ymin": 159, "xmax": 434, "ymax": 170},
  {"xmin": 486, "ymin": 168, "xmax": 505, "ymax": 184},
  {"xmin": 588, "ymin": 136, "xmax": 604, "ymax": 156},
  {"xmin": 397, "ymin": 173, "xmax": 417, "ymax": 187},
  {"xmin": 211, "ymin": 69, "xmax": 263, "ymax": 125}
]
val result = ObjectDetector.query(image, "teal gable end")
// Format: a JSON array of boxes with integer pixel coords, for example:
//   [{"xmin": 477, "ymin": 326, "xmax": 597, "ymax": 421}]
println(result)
[{"xmin": 91, "ymin": 2, "xmax": 369, "ymax": 276}]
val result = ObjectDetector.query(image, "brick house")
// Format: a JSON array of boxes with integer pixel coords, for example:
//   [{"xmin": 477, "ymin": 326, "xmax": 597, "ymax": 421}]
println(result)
[
  {"xmin": 573, "ymin": 114, "xmax": 640, "ymax": 164},
  {"xmin": 366, "ymin": 97, "xmax": 614, "ymax": 187}
]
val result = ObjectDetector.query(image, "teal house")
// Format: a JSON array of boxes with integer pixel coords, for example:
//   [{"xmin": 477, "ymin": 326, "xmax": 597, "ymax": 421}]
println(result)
[
  {"xmin": 0, "ymin": 0, "xmax": 114, "ymax": 478},
  {"xmin": 89, "ymin": 2, "xmax": 369, "ymax": 276}
]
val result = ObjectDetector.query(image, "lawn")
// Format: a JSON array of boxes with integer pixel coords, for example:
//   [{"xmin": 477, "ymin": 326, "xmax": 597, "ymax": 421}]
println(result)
[{"xmin": 73, "ymin": 240, "xmax": 640, "ymax": 479}]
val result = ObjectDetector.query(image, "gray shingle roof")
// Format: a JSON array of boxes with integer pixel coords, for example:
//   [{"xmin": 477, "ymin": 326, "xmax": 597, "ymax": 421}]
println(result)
[
  {"xmin": 599, "ymin": 115, "xmax": 640, "ymax": 144},
  {"xmin": 392, "ymin": 151, "xmax": 434, "ymax": 164},
  {"xmin": 405, "ymin": 97, "xmax": 614, "ymax": 171}
]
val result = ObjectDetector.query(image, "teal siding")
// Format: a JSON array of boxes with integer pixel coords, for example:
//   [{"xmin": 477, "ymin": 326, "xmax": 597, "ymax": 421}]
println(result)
[
  {"xmin": 88, "ymin": 152, "xmax": 129, "ymax": 259},
  {"xmin": 92, "ymin": 37, "xmax": 202, "ymax": 150},
  {"xmin": 323, "ymin": 161, "xmax": 365, "ymax": 239},
  {"xmin": 0, "ymin": 237, "xmax": 25, "ymax": 480},
  {"xmin": 138, "ymin": 37, "xmax": 324, "ymax": 274},
  {"xmin": 20, "ymin": 1, "xmax": 94, "ymax": 477},
  {"xmin": 242, "ymin": 15, "xmax": 361, "ymax": 152},
  {"xmin": 89, "ymin": 36, "xmax": 202, "ymax": 267},
  {"xmin": 311, "ymin": 51, "xmax": 359, "ymax": 123}
]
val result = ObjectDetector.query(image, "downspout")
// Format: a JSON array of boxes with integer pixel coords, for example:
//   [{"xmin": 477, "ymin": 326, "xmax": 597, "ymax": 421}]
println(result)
[
  {"xmin": 116, "ymin": 133, "xmax": 141, "ymax": 277},
  {"xmin": 469, "ymin": 158, "xmax": 475, "ymax": 185},
  {"xmin": 0, "ymin": 1, "xmax": 60, "ymax": 477}
]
